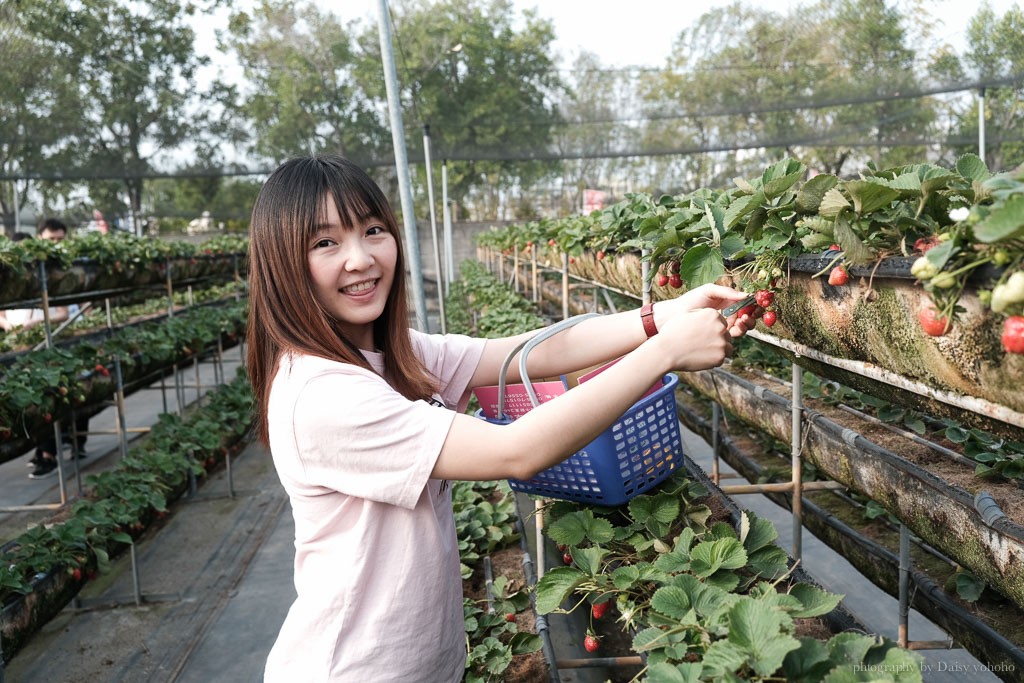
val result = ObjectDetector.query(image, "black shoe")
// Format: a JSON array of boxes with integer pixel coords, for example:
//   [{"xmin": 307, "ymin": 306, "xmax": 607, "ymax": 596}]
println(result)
[
  {"xmin": 29, "ymin": 458, "xmax": 58, "ymax": 479},
  {"xmin": 26, "ymin": 454, "xmax": 42, "ymax": 468}
]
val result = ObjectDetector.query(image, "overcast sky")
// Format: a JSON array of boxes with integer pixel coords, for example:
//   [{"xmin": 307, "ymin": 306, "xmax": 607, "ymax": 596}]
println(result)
[{"xmin": 327, "ymin": 0, "xmax": 1022, "ymax": 70}]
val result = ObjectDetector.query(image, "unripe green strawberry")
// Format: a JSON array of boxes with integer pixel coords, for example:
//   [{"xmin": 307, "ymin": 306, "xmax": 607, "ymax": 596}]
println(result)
[
  {"xmin": 1004, "ymin": 272, "xmax": 1024, "ymax": 303},
  {"xmin": 911, "ymin": 257, "xmax": 939, "ymax": 280}
]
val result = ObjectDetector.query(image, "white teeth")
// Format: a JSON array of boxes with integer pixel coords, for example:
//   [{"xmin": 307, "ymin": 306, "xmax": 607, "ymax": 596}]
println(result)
[{"xmin": 343, "ymin": 281, "xmax": 375, "ymax": 294}]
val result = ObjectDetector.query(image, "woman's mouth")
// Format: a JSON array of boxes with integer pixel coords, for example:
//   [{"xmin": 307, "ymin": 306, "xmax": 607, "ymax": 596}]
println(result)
[{"xmin": 341, "ymin": 280, "xmax": 377, "ymax": 296}]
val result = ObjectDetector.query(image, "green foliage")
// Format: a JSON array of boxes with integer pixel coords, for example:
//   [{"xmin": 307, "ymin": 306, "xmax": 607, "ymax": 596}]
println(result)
[
  {"xmin": 535, "ymin": 476, "xmax": 922, "ymax": 680},
  {"xmin": 0, "ymin": 370, "xmax": 253, "ymax": 603},
  {"xmin": 445, "ymin": 260, "xmax": 545, "ymax": 338}
]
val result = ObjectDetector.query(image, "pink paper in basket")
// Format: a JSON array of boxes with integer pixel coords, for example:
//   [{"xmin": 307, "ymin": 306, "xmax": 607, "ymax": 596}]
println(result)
[
  {"xmin": 474, "ymin": 380, "xmax": 567, "ymax": 419},
  {"xmin": 577, "ymin": 358, "xmax": 661, "ymax": 399}
]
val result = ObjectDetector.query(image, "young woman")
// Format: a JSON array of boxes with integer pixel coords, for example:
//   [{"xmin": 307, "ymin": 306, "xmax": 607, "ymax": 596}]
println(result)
[{"xmin": 247, "ymin": 154, "xmax": 758, "ymax": 682}]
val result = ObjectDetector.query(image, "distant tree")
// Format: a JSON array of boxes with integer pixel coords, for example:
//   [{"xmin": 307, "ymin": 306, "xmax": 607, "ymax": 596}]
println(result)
[
  {"xmin": 0, "ymin": 1, "xmax": 84, "ymax": 233},
  {"xmin": 354, "ymin": 0, "xmax": 565, "ymax": 220},
  {"xmin": 19, "ymin": 0, "xmax": 218, "ymax": 235},
  {"xmin": 220, "ymin": 0, "xmax": 390, "ymax": 167},
  {"xmin": 553, "ymin": 52, "xmax": 638, "ymax": 212},
  {"xmin": 639, "ymin": 0, "xmax": 940, "ymax": 186},
  {"xmin": 948, "ymin": 3, "xmax": 1024, "ymax": 172}
]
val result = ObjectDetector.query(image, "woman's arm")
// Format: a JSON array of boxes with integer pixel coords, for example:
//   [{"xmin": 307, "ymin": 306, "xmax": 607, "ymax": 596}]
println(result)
[
  {"xmin": 434, "ymin": 306, "xmax": 737, "ymax": 482},
  {"xmin": 466, "ymin": 283, "xmax": 756, "ymax": 389}
]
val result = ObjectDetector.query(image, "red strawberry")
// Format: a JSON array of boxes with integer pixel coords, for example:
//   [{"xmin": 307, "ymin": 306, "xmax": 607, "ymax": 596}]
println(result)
[
  {"xmin": 656, "ymin": 273, "xmax": 669, "ymax": 288},
  {"xmin": 592, "ymin": 602, "xmax": 610, "ymax": 620},
  {"xmin": 762, "ymin": 310, "xmax": 778, "ymax": 327},
  {"xmin": 505, "ymin": 612, "xmax": 516, "ymax": 623},
  {"xmin": 548, "ymin": 239, "xmax": 556, "ymax": 247},
  {"xmin": 918, "ymin": 305, "xmax": 951, "ymax": 337},
  {"xmin": 738, "ymin": 304, "xmax": 758, "ymax": 318},
  {"xmin": 583, "ymin": 633, "xmax": 600, "ymax": 653},
  {"xmin": 828, "ymin": 266, "xmax": 848, "ymax": 286},
  {"xmin": 754, "ymin": 289, "xmax": 774, "ymax": 308},
  {"xmin": 668, "ymin": 274, "xmax": 682, "ymax": 289},
  {"xmin": 43, "ymin": 412, "xmax": 53, "ymax": 423},
  {"xmin": 1001, "ymin": 315, "xmax": 1024, "ymax": 353},
  {"xmin": 563, "ymin": 552, "xmax": 573, "ymax": 565},
  {"xmin": 596, "ymin": 250, "xmax": 605, "ymax": 261},
  {"xmin": 569, "ymin": 257, "xmax": 576, "ymax": 264},
  {"xmin": 828, "ymin": 244, "xmax": 840, "ymax": 251}
]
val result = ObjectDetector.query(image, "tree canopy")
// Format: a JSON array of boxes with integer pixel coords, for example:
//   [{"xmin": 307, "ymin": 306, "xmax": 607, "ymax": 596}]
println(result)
[{"xmin": 1, "ymin": 0, "xmax": 1022, "ymax": 232}]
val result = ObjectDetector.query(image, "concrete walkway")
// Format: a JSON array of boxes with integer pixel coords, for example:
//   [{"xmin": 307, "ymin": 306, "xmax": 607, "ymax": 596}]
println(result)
[{"xmin": 0, "ymin": 348, "xmax": 998, "ymax": 682}]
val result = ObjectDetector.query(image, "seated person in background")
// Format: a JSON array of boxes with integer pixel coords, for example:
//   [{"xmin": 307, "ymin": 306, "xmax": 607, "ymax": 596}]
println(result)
[{"xmin": 1, "ymin": 221, "xmax": 90, "ymax": 479}]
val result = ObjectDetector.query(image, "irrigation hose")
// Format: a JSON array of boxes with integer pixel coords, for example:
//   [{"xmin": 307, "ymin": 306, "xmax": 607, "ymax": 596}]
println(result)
[
  {"xmin": 513, "ymin": 498, "xmax": 561, "ymax": 683},
  {"xmin": 676, "ymin": 398, "xmax": 1024, "ymax": 672}
]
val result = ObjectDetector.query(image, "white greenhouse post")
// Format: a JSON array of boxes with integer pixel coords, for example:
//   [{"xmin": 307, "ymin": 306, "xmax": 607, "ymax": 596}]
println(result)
[
  {"xmin": 13, "ymin": 179, "xmax": 20, "ymax": 233},
  {"xmin": 978, "ymin": 87, "xmax": 986, "ymax": 164},
  {"xmin": 376, "ymin": 0, "xmax": 429, "ymax": 332},
  {"xmin": 422, "ymin": 125, "xmax": 446, "ymax": 333},
  {"xmin": 442, "ymin": 160, "xmax": 454, "ymax": 294}
]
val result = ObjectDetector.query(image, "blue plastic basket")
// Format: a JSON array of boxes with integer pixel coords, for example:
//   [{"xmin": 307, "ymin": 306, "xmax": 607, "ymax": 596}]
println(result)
[{"xmin": 474, "ymin": 314, "xmax": 684, "ymax": 506}]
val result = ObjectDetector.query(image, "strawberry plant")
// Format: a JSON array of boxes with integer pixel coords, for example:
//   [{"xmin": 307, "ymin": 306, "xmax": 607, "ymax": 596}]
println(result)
[
  {"xmin": 0, "ymin": 371, "xmax": 254, "ymax": 609},
  {"xmin": 534, "ymin": 476, "xmax": 923, "ymax": 680}
]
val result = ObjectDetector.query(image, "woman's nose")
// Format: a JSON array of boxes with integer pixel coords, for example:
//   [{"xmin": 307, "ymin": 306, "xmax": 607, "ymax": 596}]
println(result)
[{"xmin": 343, "ymin": 241, "xmax": 375, "ymax": 270}]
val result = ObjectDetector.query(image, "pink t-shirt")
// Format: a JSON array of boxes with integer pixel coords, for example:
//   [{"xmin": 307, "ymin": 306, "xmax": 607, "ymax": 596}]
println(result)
[{"xmin": 264, "ymin": 330, "xmax": 486, "ymax": 682}]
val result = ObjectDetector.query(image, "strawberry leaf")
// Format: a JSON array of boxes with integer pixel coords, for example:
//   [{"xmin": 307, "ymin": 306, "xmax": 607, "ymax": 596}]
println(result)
[
  {"xmin": 795, "ymin": 174, "xmax": 839, "ymax": 213},
  {"xmin": 788, "ymin": 583, "xmax": 844, "ymax": 618},
  {"xmin": 690, "ymin": 537, "xmax": 748, "ymax": 578},
  {"xmin": 534, "ymin": 566, "xmax": 586, "ymax": 614},
  {"xmin": 972, "ymin": 194, "xmax": 1024, "ymax": 243},
  {"xmin": 678, "ymin": 243, "xmax": 725, "ymax": 288}
]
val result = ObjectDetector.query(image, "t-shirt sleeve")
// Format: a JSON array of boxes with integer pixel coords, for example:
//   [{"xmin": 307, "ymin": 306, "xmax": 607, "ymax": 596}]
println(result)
[
  {"xmin": 290, "ymin": 369, "xmax": 455, "ymax": 509},
  {"xmin": 410, "ymin": 330, "xmax": 486, "ymax": 412}
]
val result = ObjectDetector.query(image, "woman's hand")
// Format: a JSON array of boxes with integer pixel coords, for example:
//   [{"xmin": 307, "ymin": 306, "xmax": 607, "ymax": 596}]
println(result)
[
  {"xmin": 651, "ymin": 307, "xmax": 735, "ymax": 372},
  {"xmin": 655, "ymin": 283, "xmax": 760, "ymax": 339}
]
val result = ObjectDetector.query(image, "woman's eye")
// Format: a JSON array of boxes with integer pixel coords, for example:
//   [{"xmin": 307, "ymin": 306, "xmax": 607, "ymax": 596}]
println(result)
[
  {"xmin": 366, "ymin": 225, "xmax": 385, "ymax": 236},
  {"xmin": 312, "ymin": 238, "xmax": 333, "ymax": 249}
]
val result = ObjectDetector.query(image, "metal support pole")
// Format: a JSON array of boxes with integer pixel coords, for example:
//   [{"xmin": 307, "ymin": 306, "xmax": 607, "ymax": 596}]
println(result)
[
  {"xmin": 160, "ymin": 371, "xmax": 169, "ymax": 414},
  {"xmin": 978, "ymin": 87, "xmax": 986, "ymax": 164},
  {"xmin": 711, "ymin": 402, "xmax": 721, "ymax": 485},
  {"xmin": 377, "ymin": 0, "xmax": 429, "ymax": 332},
  {"xmin": 791, "ymin": 363, "xmax": 803, "ymax": 562},
  {"xmin": 226, "ymin": 450, "xmax": 235, "ymax": 498},
  {"xmin": 513, "ymin": 244, "xmax": 520, "ymax": 293},
  {"xmin": 441, "ymin": 161, "xmax": 454, "ymax": 294},
  {"xmin": 531, "ymin": 249, "xmax": 539, "ymax": 303},
  {"xmin": 423, "ymin": 125, "xmax": 446, "ymax": 333},
  {"xmin": 113, "ymin": 356, "xmax": 130, "ymax": 459},
  {"xmin": 561, "ymin": 252, "xmax": 570, "ymax": 321},
  {"xmin": 194, "ymin": 356, "xmax": 201, "ymax": 403},
  {"xmin": 721, "ymin": 480, "xmax": 845, "ymax": 495},
  {"xmin": 534, "ymin": 499, "xmax": 545, "ymax": 580},
  {"xmin": 38, "ymin": 261, "xmax": 54, "ymax": 349},
  {"xmin": 165, "ymin": 258, "xmax": 174, "ymax": 318},
  {"xmin": 898, "ymin": 523, "xmax": 910, "ymax": 648},
  {"xmin": 641, "ymin": 248, "xmax": 651, "ymax": 305},
  {"xmin": 130, "ymin": 542, "xmax": 143, "ymax": 606},
  {"xmin": 70, "ymin": 411, "xmax": 84, "ymax": 494}
]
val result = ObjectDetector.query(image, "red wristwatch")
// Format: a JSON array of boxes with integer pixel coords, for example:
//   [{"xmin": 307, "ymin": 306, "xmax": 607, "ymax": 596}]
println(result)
[{"xmin": 640, "ymin": 302, "xmax": 658, "ymax": 338}]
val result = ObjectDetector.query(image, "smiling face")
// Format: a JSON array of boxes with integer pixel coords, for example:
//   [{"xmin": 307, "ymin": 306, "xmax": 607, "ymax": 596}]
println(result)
[{"xmin": 307, "ymin": 195, "xmax": 398, "ymax": 350}]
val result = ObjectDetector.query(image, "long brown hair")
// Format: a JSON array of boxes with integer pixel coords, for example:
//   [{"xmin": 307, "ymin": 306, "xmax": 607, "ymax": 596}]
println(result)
[{"xmin": 246, "ymin": 155, "xmax": 437, "ymax": 445}]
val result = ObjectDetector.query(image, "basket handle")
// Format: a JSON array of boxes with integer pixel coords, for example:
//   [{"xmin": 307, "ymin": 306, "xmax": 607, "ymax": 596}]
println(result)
[{"xmin": 496, "ymin": 313, "xmax": 600, "ymax": 418}]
